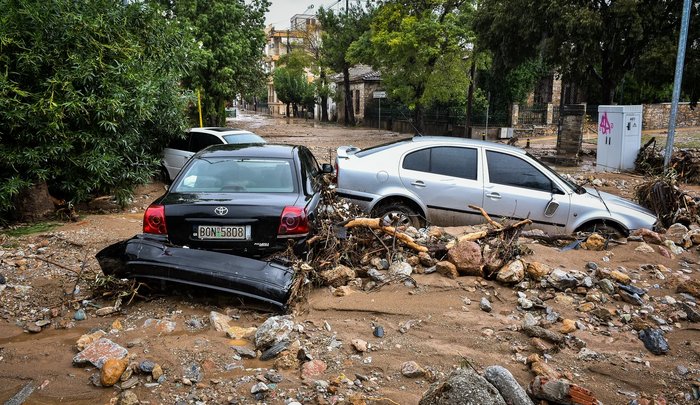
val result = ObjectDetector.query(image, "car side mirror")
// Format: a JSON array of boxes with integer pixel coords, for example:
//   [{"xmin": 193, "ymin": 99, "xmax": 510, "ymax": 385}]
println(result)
[
  {"xmin": 321, "ymin": 163, "xmax": 333, "ymax": 174},
  {"xmin": 544, "ymin": 198, "xmax": 560, "ymax": 217}
]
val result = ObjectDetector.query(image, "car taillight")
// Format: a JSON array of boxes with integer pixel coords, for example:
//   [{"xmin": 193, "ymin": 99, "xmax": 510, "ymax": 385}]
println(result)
[
  {"xmin": 278, "ymin": 206, "xmax": 309, "ymax": 235},
  {"xmin": 143, "ymin": 204, "xmax": 167, "ymax": 235}
]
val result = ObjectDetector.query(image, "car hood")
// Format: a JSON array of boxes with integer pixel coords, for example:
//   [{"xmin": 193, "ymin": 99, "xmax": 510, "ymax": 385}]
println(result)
[{"xmin": 584, "ymin": 187, "xmax": 656, "ymax": 218}]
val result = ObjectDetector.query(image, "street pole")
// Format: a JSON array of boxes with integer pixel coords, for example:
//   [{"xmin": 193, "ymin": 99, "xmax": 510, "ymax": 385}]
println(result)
[
  {"xmin": 378, "ymin": 98, "xmax": 381, "ymax": 130},
  {"xmin": 664, "ymin": 0, "xmax": 692, "ymax": 169}
]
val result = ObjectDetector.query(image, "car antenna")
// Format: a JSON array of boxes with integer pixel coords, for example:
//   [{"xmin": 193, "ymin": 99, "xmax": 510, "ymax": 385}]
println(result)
[{"xmin": 395, "ymin": 107, "xmax": 423, "ymax": 137}]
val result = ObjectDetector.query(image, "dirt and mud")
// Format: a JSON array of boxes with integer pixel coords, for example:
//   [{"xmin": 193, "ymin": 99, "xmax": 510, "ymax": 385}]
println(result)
[{"xmin": 1, "ymin": 111, "xmax": 699, "ymax": 404}]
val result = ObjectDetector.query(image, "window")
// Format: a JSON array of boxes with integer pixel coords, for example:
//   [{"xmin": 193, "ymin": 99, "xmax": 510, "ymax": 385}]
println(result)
[
  {"xmin": 486, "ymin": 151, "xmax": 552, "ymax": 192},
  {"xmin": 174, "ymin": 158, "xmax": 295, "ymax": 193},
  {"xmin": 355, "ymin": 90, "xmax": 360, "ymax": 114},
  {"xmin": 402, "ymin": 147, "xmax": 477, "ymax": 180},
  {"xmin": 189, "ymin": 133, "xmax": 223, "ymax": 152}
]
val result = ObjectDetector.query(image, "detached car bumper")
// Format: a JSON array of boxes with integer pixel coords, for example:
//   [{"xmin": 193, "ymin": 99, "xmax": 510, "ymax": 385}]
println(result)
[{"xmin": 96, "ymin": 235, "xmax": 295, "ymax": 311}]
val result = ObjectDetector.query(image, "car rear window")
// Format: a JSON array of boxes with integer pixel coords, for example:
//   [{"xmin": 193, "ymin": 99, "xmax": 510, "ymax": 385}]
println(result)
[
  {"xmin": 172, "ymin": 157, "xmax": 295, "ymax": 193},
  {"xmin": 355, "ymin": 138, "xmax": 411, "ymax": 157},
  {"xmin": 222, "ymin": 133, "xmax": 266, "ymax": 144}
]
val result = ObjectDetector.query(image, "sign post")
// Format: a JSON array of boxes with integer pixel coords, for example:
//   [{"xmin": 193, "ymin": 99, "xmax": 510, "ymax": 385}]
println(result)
[{"xmin": 373, "ymin": 91, "xmax": 387, "ymax": 130}]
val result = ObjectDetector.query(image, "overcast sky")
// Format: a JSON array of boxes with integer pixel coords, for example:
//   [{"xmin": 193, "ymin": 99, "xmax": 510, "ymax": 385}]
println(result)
[{"xmin": 265, "ymin": 0, "xmax": 344, "ymax": 28}]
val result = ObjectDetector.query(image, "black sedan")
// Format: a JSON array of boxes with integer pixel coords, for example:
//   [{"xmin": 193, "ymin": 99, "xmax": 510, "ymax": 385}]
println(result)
[{"xmin": 143, "ymin": 143, "xmax": 332, "ymax": 257}]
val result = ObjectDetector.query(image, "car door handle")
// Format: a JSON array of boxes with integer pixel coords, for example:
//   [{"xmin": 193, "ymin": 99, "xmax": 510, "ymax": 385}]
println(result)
[
  {"xmin": 411, "ymin": 181, "xmax": 426, "ymax": 188},
  {"xmin": 486, "ymin": 192, "xmax": 501, "ymax": 200}
]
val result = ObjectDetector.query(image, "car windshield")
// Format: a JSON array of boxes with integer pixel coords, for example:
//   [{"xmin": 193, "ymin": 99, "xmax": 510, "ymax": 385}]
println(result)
[
  {"xmin": 526, "ymin": 152, "xmax": 585, "ymax": 194},
  {"xmin": 222, "ymin": 133, "xmax": 266, "ymax": 144},
  {"xmin": 172, "ymin": 157, "xmax": 295, "ymax": 193}
]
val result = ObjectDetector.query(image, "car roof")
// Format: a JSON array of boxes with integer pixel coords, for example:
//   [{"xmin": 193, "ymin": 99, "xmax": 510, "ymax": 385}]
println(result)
[
  {"xmin": 196, "ymin": 143, "xmax": 300, "ymax": 159},
  {"xmin": 410, "ymin": 136, "xmax": 527, "ymax": 155},
  {"xmin": 189, "ymin": 127, "xmax": 256, "ymax": 136}
]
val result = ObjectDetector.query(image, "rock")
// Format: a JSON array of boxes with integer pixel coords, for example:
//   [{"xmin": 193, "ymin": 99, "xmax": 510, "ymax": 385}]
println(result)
[
  {"xmin": 527, "ymin": 376, "xmax": 600, "ymax": 405},
  {"xmin": 577, "ymin": 348, "xmax": 599, "ymax": 361},
  {"xmin": 73, "ymin": 309, "xmax": 86, "ymax": 321},
  {"xmin": 265, "ymin": 370, "xmax": 283, "ymax": 383},
  {"xmin": 633, "ymin": 228, "xmax": 664, "ymax": 245},
  {"xmin": 609, "ymin": 270, "xmax": 630, "ymax": 285},
  {"xmin": 255, "ymin": 315, "xmax": 294, "ymax": 350},
  {"xmin": 526, "ymin": 262, "xmax": 551, "ymax": 280},
  {"xmin": 418, "ymin": 251, "xmax": 435, "ymax": 267},
  {"xmin": 681, "ymin": 302, "xmax": 700, "ymax": 322},
  {"xmin": 521, "ymin": 325, "xmax": 565, "ymax": 344},
  {"xmin": 73, "ymin": 338, "xmax": 128, "ymax": 368},
  {"xmin": 319, "ymin": 265, "xmax": 356, "ymax": 287},
  {"xmin": 120, "ymin": 376, "xmax": 139, "ymax": 389},
  {"xmin": 635, "ymin": 242, "xmax": 655, "ymax": 253},
  {"xmin": 581, "ymin": 233, "xmax": 606, "ymax": 250},
  {"xmin": 419, "ymin": 366, "xmax": 506, "ymax": 405},
  {"xmin": 447, "ymin": 240, "xmax": 484, "ymax": 276},
  {"xmin": 142, "ymin": 318, "xmax": 176, "ymax": 334},
  {"xmin": 139, "ymin": 360, "xmax": 155, "ymax": 373},
  {"xmin": 480, "ymin": 297, "xmax": 492, "ymax": 313},
  {"xmin": 373, "ymin": 325, "xmax": 384, "ymax": 338},
  {"xmin": 367, "ymin": 268, "xmax": 387, "ymax": 282},
  {"xmin": 101, "ymin": 358, "xmax": 128, "ymax": 387},
  {"xmin": 401, "ymin": 361, "xmax": 425, "ymax": 378},
  {"xmin": 389, "ymin": 261, "xmax": 413, "ymax": 277},
  {"xmin": 333, "ymin": 285, "xmax": 354, "ymax": 297},
  {"xmin": 26, "ymin": 324, "xmax": 42, "ymax": 333},
  {"xmin": 560, "ymin": 319, "xmax": 577, "ymax": 334},
  {"xmin": 547, "ymin": 269, "xmax": 578, "ymax": 291},
  {"xmin": 658, "ymin": 246, "xmax": 672, "ymax": 258},
  {"xmin": 351, "ymin": 339, "xmax": 368, "ymax": 352},
  {"xmin": 95, "ymin": 306, "xmax": 117, "ymax": 316},
  {"xmin": 685, "ymin": 229, "xmax": 700, "ymax": 246},
  {"xmin": 226, "ymin": 326, "xmax": 257, "ymax": 340},
  {"xmin": 639, "ymin": 328, "xmax": 670, "ymax": 355},
  {"xmin": 209, "ymin": 311, "xmax": 232, "ymax": 332},
  {"xmin": 518, "ymin": 297, "xmax": 534, "ymax": 310},
  {"xmin": 183, "ymin": 363, "xmax": 203, "ymax": 383},
  {"xmin": 260, "ymin": 340, "xmax": 290, "ymax": 361},
  {"xmin": 251, "ymin": 382, "xmax": 269, "ymax": 394},
  {"xmin": 598, "ymin": 279, "xmax": 616, "ymax": 295},
  {"xmin": 371, "ymin": 257, "xmax": 390, "ymax": 270},
  {"xmin": 151, "ymin": 364, "xmax": 163, "ymax": 381},
  {"xmin": 117, "ymin": 390, "xmax": 139, "ymax": 405},
  {"xmin": 663, "ymin": 239, "xmax": 684, "ymax": 254},
  {"xmin": 677, "ymin": 280, "xmax": 700, "ymax": 298},
  {"xmin": 301, "ymin": 359, "xmax": 327, "ymax": 379},
  {"xmin": 231, "ymin": 345, "xmax": 257, "ymax": 359},
  {"xmin": 577, "ymin": 302, "xmax": 596, "ymax": 312},
  {"xmin": 496, "ymin": 260, "xmax": 525, "ymax": 284},
  {"xmin": 667, "ymin": 223, "xmax": 689, "ymax": 244},
  {"xmin": 436, "ymin": 261, "xmax": 459, "ymax": 279},
  {"xmin": 483, "ymin": 365, "xmax": 534, "ymax": 405},
  {"xmin": 0, "ymin": 274, "xmax": 5, "ymax": 284}
]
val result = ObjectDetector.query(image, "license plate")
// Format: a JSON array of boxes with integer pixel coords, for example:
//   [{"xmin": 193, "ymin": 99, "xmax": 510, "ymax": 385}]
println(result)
[{"xmin": 196, "ymin": 225, "xmax": 250, "ymax": 240}]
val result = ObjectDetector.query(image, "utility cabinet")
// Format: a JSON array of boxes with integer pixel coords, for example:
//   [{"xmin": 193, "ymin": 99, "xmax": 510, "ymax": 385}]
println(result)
[{"xmin": 596, "ymin": 105, "xmax": 642, "ymax": 172}]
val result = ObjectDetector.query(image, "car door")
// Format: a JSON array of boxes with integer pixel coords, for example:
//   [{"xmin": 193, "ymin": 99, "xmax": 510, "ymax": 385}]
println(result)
[
  {"xmin": 398, "ymin": 146, "xmax": 484, "ymax": 226},
  {"xmin": 483, "ymin": 150, "xmax": 570, "ymax": 233}
]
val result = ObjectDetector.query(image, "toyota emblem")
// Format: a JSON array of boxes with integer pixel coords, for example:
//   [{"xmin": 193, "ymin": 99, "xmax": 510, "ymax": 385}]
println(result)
[{"xmin": 214, "ymin": 206, "xmax": 228, "ymax": 216}]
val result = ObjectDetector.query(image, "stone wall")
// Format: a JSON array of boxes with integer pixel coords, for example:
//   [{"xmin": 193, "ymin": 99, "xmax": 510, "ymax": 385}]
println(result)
[
  {"xmin": 643, "ymin": 103, "xmax": 700, "ymax": 130},
  {"xmin": 556, "ymin": 104, "xmax": 586, "ymax": 156}
]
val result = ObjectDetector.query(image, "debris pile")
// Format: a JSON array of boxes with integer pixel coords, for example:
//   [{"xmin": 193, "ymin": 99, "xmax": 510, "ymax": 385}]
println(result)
[{"xmin": 635, "ymin": 173, "xmax": 700, "ymax": 227}]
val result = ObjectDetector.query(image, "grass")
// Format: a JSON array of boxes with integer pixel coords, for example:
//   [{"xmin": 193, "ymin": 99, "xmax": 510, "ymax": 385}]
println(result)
[{"xmin": 1, "ymin": 222, "xmax": 62, "ymax": 237}]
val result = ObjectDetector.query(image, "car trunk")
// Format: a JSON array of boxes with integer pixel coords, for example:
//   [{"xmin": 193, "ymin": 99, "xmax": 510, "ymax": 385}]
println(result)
[{"xmin": 162, "ymin": 192, "xmax": 300, "ymax": 251}]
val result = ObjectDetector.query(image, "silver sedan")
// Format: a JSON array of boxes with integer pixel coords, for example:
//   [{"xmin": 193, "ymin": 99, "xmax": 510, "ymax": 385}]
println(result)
[{"xmin": 335, "ymin": 136, "xmax": 657, "ymax": 236}]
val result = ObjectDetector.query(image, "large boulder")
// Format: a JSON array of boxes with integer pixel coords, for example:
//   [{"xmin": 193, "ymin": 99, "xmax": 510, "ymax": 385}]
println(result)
[
  {"xmin": 496, "ymin": 260, "xmax": 525, "ymax": 284},
  {"xmin": 319, "ymin": 265, "xmax": 356, "ymax": 287},
  {"xmin": 483, "ymin": 366, "xmax": 534, "ymax": 405},
  {"xmin": 254, "ymin": 315, "xmax": 294, "ymax": 350},
  {"xmin": 447, "ymin": 240, "xmax": 483, "ymax": 277},
  {"xmin": 419, "ymin": 367, "xmax": 507, "ymax": 405}
]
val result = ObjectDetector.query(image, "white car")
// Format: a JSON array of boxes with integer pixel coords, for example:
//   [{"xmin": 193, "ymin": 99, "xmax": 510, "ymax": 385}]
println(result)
[
  {"xmin": 161, "ymin": 127, "xmax": 266, "ymax": 182},
  {"xmin": 335, "ymin": 136, "xmax": 658, "ymax": 236}
]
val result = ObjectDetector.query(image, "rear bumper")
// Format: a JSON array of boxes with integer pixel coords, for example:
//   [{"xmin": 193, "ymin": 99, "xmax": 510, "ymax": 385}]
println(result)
[{"xmin": 96, "ymin": 235, "xmax": 295, "ymax": 311}]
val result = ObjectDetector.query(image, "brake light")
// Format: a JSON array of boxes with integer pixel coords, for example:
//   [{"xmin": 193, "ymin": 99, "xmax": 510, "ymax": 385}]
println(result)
[
  {"xmin": 278, "ymin": 206, "xmax": 309, "ymax": 235},
  {"xmin": 143, "ymin": 204, "xmax": 167, "ymax": 235}
]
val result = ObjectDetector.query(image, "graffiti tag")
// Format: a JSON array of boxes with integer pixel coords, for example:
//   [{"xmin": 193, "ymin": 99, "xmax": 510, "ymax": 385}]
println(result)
[{"xmin": 599, "ymin": 112, "xmax": 613, "ymax": 135}]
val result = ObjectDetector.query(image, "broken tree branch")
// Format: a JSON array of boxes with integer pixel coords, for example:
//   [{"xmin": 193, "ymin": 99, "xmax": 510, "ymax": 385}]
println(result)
[{"xmin": 468, "ymin": 204, "xmax": 503, "ymax": 229}]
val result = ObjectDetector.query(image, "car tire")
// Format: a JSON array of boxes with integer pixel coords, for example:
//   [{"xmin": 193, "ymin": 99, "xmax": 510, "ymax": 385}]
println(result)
[
  {"xmin": 373, "ymin": 202, "xmax": 425, "ymax": 229},
  {"xmin": 580, "ymin": 222, "xmax": 626, "ymax": 239}
]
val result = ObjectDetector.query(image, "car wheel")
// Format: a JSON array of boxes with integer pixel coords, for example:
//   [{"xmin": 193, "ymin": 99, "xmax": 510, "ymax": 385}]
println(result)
[
  {"xmin": 373, "ymin": 203, "xmax": 424, "ymax": 229},
  {"xmin": 580, "ymin": 223, "xmax": 626, "ymax": 239}
]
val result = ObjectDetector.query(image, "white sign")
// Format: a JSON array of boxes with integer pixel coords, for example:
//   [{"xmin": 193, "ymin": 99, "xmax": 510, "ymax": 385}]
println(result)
[{"xmin": 373, "ymin": 91, "xmax": 387, "ymax": 99}]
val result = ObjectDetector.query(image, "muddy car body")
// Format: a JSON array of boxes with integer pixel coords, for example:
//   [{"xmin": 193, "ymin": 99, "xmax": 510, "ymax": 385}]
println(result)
[{"xmin": 335, "ymin": 136, "xmax": 657, "ymax": 235}]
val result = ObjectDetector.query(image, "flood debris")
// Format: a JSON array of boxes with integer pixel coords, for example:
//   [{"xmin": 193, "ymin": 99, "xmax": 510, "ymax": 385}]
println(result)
[{"xmin": 95, "ymin": 235, "xmax": 295, "ymax": 310}]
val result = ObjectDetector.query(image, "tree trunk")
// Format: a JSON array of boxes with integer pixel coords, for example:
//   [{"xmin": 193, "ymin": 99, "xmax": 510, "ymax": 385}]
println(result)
[
  {"xmin": 320, "ymin": 71, "xmax": 329, "ymax": 122},
  {"xmin": 286, "ymin": 103, "xmax": 290, "ymax": 117},
  {"xmin": 293, "ymin": 103, "xmax": 299, "ymax": 118},
  {"xmin": 465, "ymin": 60, "xmax": 477, "ymax": 138},
  {"xmin": 14, "ymin": 181, "xmax": 55, "ymax": 221},
  {"xmin": 343, "ymin": 64, "xmax": 355, "ymax": 126}
]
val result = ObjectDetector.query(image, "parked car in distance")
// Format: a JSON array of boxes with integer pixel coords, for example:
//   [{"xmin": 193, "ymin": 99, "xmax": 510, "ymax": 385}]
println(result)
[
  {"xmin": 161, "ymin": 127, "xmax": 266, "ymax": 182},
  {"xmin": 145, "ymin": 144, "xmax": 333, "ymax": 257},
  {"xmin": 335, "ymin": 136, "xmax": 657, "ymax": 236}
]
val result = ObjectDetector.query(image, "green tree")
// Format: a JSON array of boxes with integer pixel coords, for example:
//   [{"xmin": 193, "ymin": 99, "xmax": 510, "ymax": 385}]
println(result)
[
  {"xmin": 348, "ymin": 0, "xmax": 475, "ymax": 132},
  {"xmin": 0, "ymin": 0, "xmax": 195, "ymax": 219},
  {"xmin": 317, "ymin": 4, "xmax": 375, "ymax": 126},
  {"xmin": 273, "ymin": 65, "xmax": 315, "ymax": 118},
  {"xmin": 474, "ymin": 0, "xmax": 677, "ymax": 104},
  {"xmin": 163, "ymin": 0, "xmax": 270, "ymax": 126}
]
